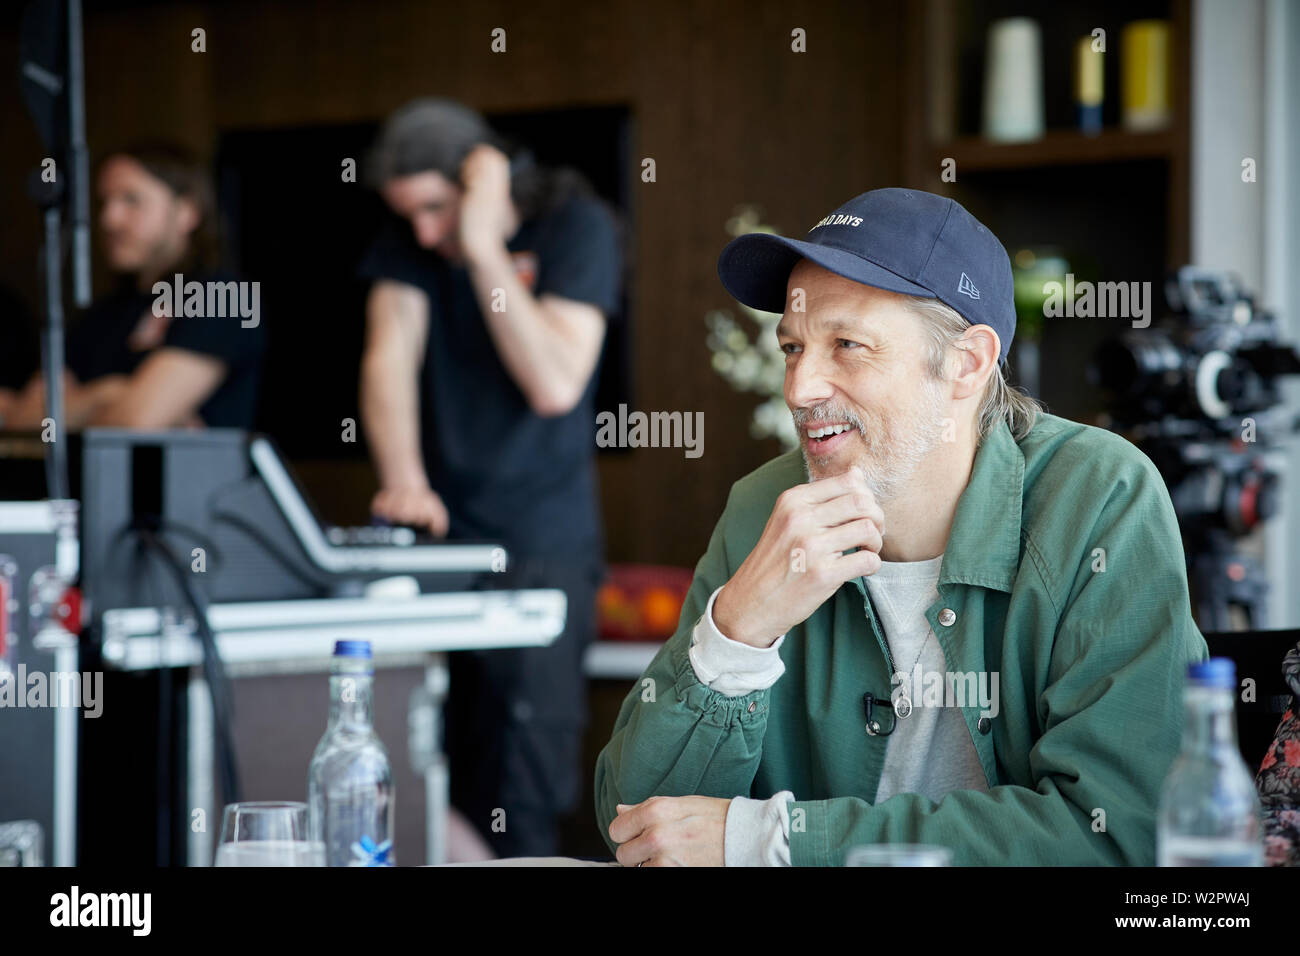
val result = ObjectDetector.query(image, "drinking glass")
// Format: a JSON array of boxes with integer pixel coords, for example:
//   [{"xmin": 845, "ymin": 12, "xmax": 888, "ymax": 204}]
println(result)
[
  {"xmin": 845, "ymin": 844, "xmax": 952, "ymax": 866},
  {"xmin": 214, "ymin": 801, "xmax": 325, "ymax": 867}
]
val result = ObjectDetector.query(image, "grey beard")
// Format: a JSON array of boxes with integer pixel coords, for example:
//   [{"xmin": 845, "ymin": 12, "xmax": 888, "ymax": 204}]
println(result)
[{"xmin": 795, "ymin": 383, "xmax": 948, "ymax": 501}]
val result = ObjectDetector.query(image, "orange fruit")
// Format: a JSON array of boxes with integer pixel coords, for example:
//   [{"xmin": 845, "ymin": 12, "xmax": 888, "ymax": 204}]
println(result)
[
  {"xmin": 640, "ymin": 586, "xmax": 683, "ymax": 637},
  {"xmin": 598, "ymin": 584, "xmax": 638, "ymax": 638},
  {"xmin": 597, "ymin": 583, "xmax": 625, "ymax": 614}
]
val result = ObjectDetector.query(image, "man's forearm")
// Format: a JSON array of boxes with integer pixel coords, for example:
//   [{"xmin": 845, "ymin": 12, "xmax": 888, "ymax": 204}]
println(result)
[
  {"xmin": 690, "ymin": 586, "xmax": 788, "ymax": 695},
  {"xmin": 4, "ymin": 376, "xmax": 48, "ymax": 427},
  {"xmin": 0, "ymin": 387, "xmax": 17, "ymax": 426},
  {"xmin": 463, "ymin": 242, "xmax": 589, "ymax": 411},
  {"xmin": 787, "ymin": 785, "xmax": 1130, "ymax": 866},
  {"xmin": 7, "ymin": 373, "xmax": 114, "ymax": 429},
  {"xmin": 359, "ymin": 354, "xmax": 428, "ymax": 489},
  {"xmin": 594, "ymin": 593, "xmax": 776, "ymax": 855}
]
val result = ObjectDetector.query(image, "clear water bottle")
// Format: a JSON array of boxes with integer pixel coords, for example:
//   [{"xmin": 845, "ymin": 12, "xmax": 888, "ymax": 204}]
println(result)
[
  {"xmin": 1157, "ymin": 658, "xmax": 1263, "ymax": 866},
  {"xmin": 308, "ymin": 640, "xmax": 395, "ymax": 866}
]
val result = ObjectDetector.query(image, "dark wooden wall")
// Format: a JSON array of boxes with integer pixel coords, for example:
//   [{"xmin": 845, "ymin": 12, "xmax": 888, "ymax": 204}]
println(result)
[{"xmin": 1, "ymin": 0, "xmax": 904, "ymax": 568}]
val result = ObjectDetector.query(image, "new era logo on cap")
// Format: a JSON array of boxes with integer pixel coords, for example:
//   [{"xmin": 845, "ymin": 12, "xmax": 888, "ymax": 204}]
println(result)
[{"xmin": 716, "ymin": 188, "xmax": 1016, "ymax": 363}]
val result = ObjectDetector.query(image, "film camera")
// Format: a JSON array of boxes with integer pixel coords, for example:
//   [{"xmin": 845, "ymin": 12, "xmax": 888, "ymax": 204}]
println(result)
[{"xmin": 1091, "ymin": 267, "xmax": 1300, "ymax": 630}]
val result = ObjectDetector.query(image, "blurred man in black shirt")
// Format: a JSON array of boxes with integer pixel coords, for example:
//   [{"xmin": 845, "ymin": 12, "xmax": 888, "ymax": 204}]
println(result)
[
  {"xmin": 0, "ymin": 143, "xmax": 264, "ymax": 430},
  {"xmin": 2, "ymin": 145, "xmax": 267, "ymax": 867},
  {"xmin": 0, "ymin": 282, "xmax": 39, "ymax": 397},
  {"xmin": 358, "ymin": 98, "xmax": 621, "ymax": 858}
]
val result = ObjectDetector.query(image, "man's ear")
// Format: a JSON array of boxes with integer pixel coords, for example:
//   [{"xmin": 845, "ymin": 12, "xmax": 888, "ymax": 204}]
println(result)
[
  {"xmin": 173, "ymin": 196, "xmax": 201, "ymax": 240},
  {"xmin": 951, "ymin": 324, "xmax": 1000, "ymax": 401}
]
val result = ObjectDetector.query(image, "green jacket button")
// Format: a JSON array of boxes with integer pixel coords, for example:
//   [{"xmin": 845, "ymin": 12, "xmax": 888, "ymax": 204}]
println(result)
[
  {"xmin": 978, "ymin": 716, "xmax": 991, "ymax": 734},
  {"xmin": 938, "ymin": 608, "xmax": 956, "ymax": 626},
  {"xmin": 747, "ymin": 701, "xmax": 757, "ymax": 714}
]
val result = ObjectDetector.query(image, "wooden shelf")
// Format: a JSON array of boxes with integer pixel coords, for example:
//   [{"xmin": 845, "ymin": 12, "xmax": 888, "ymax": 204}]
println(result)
[{"xmin": 933, "ymin": 128, "xmax": 1178, "ymax": 172}]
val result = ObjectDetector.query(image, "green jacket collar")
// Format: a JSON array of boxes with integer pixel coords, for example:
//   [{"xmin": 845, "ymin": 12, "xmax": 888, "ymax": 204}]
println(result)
[{"xmin": 939, "ymin": 418, "xmax": 1024, "ymax": 593}]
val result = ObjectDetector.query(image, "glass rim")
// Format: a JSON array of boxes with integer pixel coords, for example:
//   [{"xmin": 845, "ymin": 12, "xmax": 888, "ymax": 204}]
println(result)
[
  {"xmin": 219, "ymin": 801, "xmax": 313, "ymax": 845},
  {"xmin": 845, "ymin": 843, "xmax": 953, "ymax": 860},
  {"xmin": 848, "ymin": 843, "xmax": 950, "ymax": 852},
  {"xmin": 222, "ymin": 801, "xmax": 309, "ymax": 813}
]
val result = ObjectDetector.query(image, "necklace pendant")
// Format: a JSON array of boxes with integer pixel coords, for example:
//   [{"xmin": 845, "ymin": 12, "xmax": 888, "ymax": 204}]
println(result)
[{"xmin": 894, "ymin": 694, "xmax": 912, "ymax": 719}]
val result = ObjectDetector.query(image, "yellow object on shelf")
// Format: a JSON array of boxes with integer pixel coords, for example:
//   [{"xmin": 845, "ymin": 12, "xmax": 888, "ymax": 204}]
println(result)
[
  {"xmin": 1074, "ymin": 35, "xmax": 1104, "ymax": 135},
  {"xmin": 1121, "ymin": 19, "xmax": 1171, "ymax": 131}
]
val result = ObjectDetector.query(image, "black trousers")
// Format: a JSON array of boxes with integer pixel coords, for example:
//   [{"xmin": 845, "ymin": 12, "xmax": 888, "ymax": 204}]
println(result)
[{"xmin": 444, "ymin": 556, "xmax": 599, "ymax": 858}]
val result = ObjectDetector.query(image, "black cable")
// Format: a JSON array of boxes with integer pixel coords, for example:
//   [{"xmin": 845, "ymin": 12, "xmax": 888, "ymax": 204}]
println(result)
[
  {"xmin": 124, "ymin": 540, "xmax": 168, "ymax": 865},
  {"xmin": 97, "ymin": 519, "xmax": 226, "ymax": 598},
  {"xmin": 211, "ymin": 508, "xmax": 333, "ymax": 592},
  {"xmin": 127, "ymin": 538, "xmax": 174, "ymax": 865},
  {"xmin": 110, "ymin": 507, "xmax": 318, "ymax": 820},
  {"xmin": 136, "ymin": 529, "xmax": 242, "ymax": 807},
  {"xmin": 156, "ymin": 623, "xmax": 173, "ymax": 864},
  {"xmin": 90, "ymin": 517, "xmax": 244, "ymax": 858},
  {"xmin": 153, "ymin": 518, "xmax": 227, "ymax": 572}
]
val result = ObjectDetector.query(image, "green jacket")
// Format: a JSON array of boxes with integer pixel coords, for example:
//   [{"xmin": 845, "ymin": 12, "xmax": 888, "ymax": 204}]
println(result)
[{"xmin": 594, "ymin": 412, "xmax": 1208, "ymax": 865}]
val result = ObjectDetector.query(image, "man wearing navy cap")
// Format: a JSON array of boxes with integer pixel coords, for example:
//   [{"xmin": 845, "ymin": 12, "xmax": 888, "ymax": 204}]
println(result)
[{"xmin": 595, "ymin": 188, "xmax": 1208, "ymax": 865}]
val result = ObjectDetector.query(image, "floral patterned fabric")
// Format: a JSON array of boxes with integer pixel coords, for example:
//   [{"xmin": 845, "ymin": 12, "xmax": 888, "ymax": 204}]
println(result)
[{"xmin": 1256, "ymin": 644, "xmax": 1300, "ymax": 867}]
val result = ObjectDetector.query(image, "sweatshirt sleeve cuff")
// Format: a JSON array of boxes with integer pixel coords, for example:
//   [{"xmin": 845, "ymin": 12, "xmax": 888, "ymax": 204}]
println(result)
[
  {"xmin": 688, "ymin": 586, "xmax": 787, "ymax": 697},
  {"xmin": 724, "ymin": 790, "xmax": 795, "ymax": 866}
]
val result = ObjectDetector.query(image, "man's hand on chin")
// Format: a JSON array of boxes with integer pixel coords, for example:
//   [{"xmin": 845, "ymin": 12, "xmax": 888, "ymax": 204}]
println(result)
[{"xmin": 609, "ymin": 795, "xmax": 730, "ymax": 867}]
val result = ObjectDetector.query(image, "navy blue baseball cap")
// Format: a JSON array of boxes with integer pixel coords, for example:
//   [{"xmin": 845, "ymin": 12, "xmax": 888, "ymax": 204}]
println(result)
[{"xmin": 717, "ymin": 188, "xmax": 1016, "ymax": 363}]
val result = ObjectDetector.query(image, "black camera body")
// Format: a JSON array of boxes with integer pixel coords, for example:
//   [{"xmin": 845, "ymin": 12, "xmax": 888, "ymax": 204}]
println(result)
[
  {"xmin": 1091, "ymin": 267, "xmax": 1300, "ymax": 629},
  {"xmin": 1093, "ymin": 268, "xmax": 1300, "ymax": 430}
]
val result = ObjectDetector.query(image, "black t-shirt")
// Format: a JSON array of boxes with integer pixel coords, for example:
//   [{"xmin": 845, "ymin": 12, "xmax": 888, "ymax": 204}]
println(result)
[
  {"xmin": 65, "ymin": 271, "xmax": 266, "ymax": 428},
  {"xmin": 357, "ymin": 193, "xmax": 622, "ymax": 561},
  {"xmin": 0, "ymin": 283, "xmax": 39, "ymax": 389}
]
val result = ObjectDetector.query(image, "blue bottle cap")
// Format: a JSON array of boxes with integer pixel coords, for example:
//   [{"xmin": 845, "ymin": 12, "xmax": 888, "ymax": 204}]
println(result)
[
  {"xmin": 1188, "ymin": 658, "xmax": 1235, "ymax": 688},
  {"xmin": 333, "ymin": 640, "xmax": 373, "ymax": 659}
]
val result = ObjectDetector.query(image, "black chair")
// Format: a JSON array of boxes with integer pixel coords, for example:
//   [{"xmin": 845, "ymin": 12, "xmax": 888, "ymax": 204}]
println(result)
[{"xmin": 1202, "ymin": 629, "xmax": 1300, "ymax": 771}]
